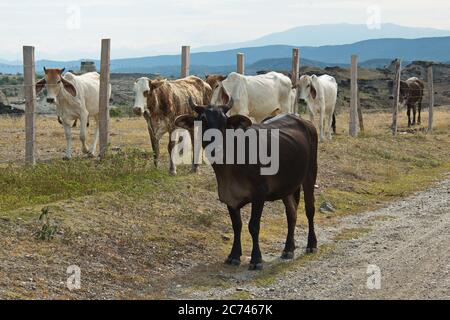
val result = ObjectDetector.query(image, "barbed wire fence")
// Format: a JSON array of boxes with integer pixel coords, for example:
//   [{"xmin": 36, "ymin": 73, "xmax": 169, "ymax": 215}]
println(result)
[{"xmin": 0, "ymin": 44, "xmax": 447, "ymax": 166}]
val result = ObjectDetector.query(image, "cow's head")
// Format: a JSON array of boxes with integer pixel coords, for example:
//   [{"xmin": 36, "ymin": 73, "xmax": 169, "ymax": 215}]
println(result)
[
  {"xmin": 388, "ymin": 80, "xmax": 408, "ymax": 104},
  {"xmin": 175, "ymin": 98, "xmax": 252, "ymax": 149},
  {"xmin": 205, "ymin": 74, "xmax": 226, "ymax": 92},
  {"xmin": 211, "ymin": 81, "xmax": 231, "ymax": 108},
  {"xmin": 297, "ymin": 75, "xmax": 317, "ymax": 100},
  {"xmin": 132, "ymin": 77, "xmax": 166, "ymax": 116},
  {"xmin": 35, "ymin": 68, "xmax": 76, "ymax": 104}
]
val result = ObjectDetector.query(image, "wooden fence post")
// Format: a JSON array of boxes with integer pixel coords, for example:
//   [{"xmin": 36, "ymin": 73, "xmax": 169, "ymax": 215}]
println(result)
[
  {"xmin": 357, "ymin": 93, "xmax": 364, "ymax": 133},
  {"xmin": 237, "ymin": 53, "xmax": 245, "ymax": 75},
  {"xmin": 427, "ymin": 66, "xmax": 434, "ymax": 133},
  {"xmin": 181, "ymin": 46, "xmax": 190, "ymax": 78},
  {"xmin": 291, "ymin": 48, "xmax": 300, "ymax": 113},
  {"xmin": 99, "ymin": 38, "xmax": 111, "ymax": 158},
  {"xmin": 391, "ymin": 59, "xmax": 401, "ymax": 135},
  {"xmin": 23, "ymin": 46, "xmax": 36, "ymax": 165},
  {"xmin": 349, "ymin": 55, "xmax": 359, "ymax": 137}
]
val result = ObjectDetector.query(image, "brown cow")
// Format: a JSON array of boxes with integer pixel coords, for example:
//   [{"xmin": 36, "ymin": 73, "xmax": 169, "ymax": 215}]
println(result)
[
  {"xmin": 175, "ymin": 99, "xmax": 319, "ymax": 270},
  {"xmin": 389, "ymin": 77, "xmax": 425, "ymax": 127},
  {"xmin": 133, "ymin": 76, "xmax": 212, "ymax": 174},
  {"xmin": 205, "ymin": 74, "xmax": 226, "ymax": 92}
]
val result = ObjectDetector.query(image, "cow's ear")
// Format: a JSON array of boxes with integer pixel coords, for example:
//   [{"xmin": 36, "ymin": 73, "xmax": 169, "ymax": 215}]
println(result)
[
  {"xmin": 59, "ymin": 68, "xmax": 65, "ymax": 75},
  {"xmin": 227, "ymin": 114, "xmax": 252, "ymax": 130},
  {"xmin": 150, "ymin": 79, "xmax": 165, "ymax": 90},
  {"xmin": 310, "ymin": 85, "xmax": 317, "ymax": 99},
  {"xmin": 36, "ymin": 78, "xmax": 46, "ymax": 94},
  {"xmin": 62, "ymin": 78, "xmax": 77, "ymax": 97},
  {"xmin": 175, "ymin": 115, "xmax": 195, "ymax": 130}
]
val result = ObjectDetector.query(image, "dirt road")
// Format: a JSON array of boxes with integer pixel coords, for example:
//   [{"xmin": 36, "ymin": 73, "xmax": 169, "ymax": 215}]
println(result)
[{"xmin": 176, "ymin": 177, "xmax": 450, "ymax": 300}]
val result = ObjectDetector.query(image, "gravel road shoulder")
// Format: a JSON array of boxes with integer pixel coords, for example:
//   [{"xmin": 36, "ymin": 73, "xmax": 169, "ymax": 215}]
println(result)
[{"xmin": 177, "ymin": 176, "xmax": 450, "ymax": 300}]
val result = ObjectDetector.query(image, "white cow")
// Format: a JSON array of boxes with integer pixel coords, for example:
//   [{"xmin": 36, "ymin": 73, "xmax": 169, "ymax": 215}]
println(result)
[
  {"xmin": 211, "ymin": 72, "xmax": 296, "ymax": 123},
  {"xmin": 296, "ymin": 74, "xmax": 338, "ymax": 142},
  {"xmin": 36, "ymin": 68, "xmax": 111, "ymax": 159}
]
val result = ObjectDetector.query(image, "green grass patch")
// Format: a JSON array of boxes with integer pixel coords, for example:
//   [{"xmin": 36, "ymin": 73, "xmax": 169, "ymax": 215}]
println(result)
[
  {"xmin": 0, "ymin": 149, "xmax": 169, "ymax": 212},
  {"xmin": 332, "ymin": 228, "xmax": 372, "ymax": 241}
]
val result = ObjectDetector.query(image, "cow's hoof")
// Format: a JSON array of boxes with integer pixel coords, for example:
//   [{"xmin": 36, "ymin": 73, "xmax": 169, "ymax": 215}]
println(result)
[
  {"xmin": 248, "ymin": 263, "xmax": 263, "ymax": 271},
  {"xmin": 62, "ymin": 156, "xmax": 71, "ymax": 161},
  {"xmin": 86, "ymin": 152, "xmax": 95, "ymax": 159},
  {"xmin": 281, "ymin": 251, "xmax": 294, "ymax": 260},
  {"xmin": 305, "ymin": 247, "xmax": 318, "ymax": 254},
  {"xmin": 169, "ymin": 170, "xmax": 177, "ymax": 176},
  {"xmin": 190, "ymin": 167, "xmax": 199, "ymax": 174},
  {"xmin": 225, "ymin": 257, "xmax": 241, "ymax": 266}
]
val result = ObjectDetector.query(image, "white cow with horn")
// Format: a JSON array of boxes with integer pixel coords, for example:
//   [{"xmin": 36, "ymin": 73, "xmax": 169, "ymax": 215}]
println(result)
[
  {"xmin": 36, "ymin": 68, "xmax": 111, "ymax": 159},
  {"xmin": 296, "ymin": 74, "xmax": 338, "ymax": 142},
  {"xmin": 211, "ymin": 72, "xmax": 296, "ymax": 123}
]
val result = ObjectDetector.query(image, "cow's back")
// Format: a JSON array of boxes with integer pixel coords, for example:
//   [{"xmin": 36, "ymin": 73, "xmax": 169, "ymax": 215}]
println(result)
[
  {"xmin": 164, "ymin": 76, "xmax": 211, "ymax": 117},
  {"xmin": 224, "ymin": 72, "xmax": 294, "ymax": 122},
  {"xmin": 252, "ymin": 114, "xmax": 317, "ymax": 199},
  {"xmin": 64, "ymin": 72, "xmax": 102, "ymax": 115}
]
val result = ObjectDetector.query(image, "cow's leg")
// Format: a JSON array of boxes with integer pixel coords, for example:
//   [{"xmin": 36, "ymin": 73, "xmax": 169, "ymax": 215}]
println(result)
[
  {"xmin": 189, "ymin": 127, "xmax": 200, "ymax": 173},
  {"xmin": 418, "ymin": 100, "xmax": 422, "ymax": 125},
  {"xmin": 319, "ymin": 107, "xmax": 325, "ymax": 142},
  {"xmin": 248, "ymin": 199, "xmax": 265, "ymax": 271},
  {"xmin": 327, "ymin": 113, "xmax": 333, "ymax": 141},
  {"xmin": 63, "ymin": 123, "xmax": 73, "ymax": 160},
  {"xmin": 281, "ymin": 188, "xmax": 301, "ymax": 260},
  {"xmin": 168, "ymin": 130, "xmax": 177, "ymax": 175},
  {"xmin": 90, "ymin": 117, "xmax": 99, "ymax": 156},
  {"xmin": 225, "ymin": 206, "xmax": 242, "ymax": 266},
  {"xmin": 145, "ymin": 117, "xmax": 160, "ymax": 167},
  {"xmin": 79, "ymin": 112, "xmax": 90, "ymax": 155},
  {"xmin": 407, "ymin": 106, "xmax": 412, "ymax": 127},
  {"xmin": 303, "ymin": 179, "xmax": 317, "ymax": 253},
  {"xmin": 412, "ymin": 104, "xmax": 417, "ymax": 126}
]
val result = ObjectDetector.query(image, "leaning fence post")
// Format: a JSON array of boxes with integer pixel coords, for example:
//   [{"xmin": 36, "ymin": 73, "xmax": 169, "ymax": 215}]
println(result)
[
  {"xmin": 23, "ymin": 46, "xmax": 36, "ymax": 165},
  {"xmin": 181, "ymin": 46, "xmax": 190, "ymax": 78},
  {"xmin": 291, "ymin": 48, "xmax": 300, "ymax": 113},
  {"xmin": 99, "ymin": 38, "xmax": 111, "ymax": 158},
  {"xmin": 237, "ymin": 53, "xmax": 245, "ymax": 75},
  {"xmin": 349, "ymin": 55, "xmax": 359, "ymax": 137},
  {"xmin": 391, "ymin": 59, "xmax": 401, "ymax": 135},
  {"xmin": 427, "ymin": 66, "xmax": 434, "ymax": 133}
]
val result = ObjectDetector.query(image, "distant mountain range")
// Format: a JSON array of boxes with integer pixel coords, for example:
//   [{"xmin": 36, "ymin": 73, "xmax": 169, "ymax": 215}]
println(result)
[
  {"xmin": 1, "ymin": 36, "xmax": 450, "ymax": 76},
  {"xmin": 193, "ymin": 23, "xmax": 450, "ymax": 52}
]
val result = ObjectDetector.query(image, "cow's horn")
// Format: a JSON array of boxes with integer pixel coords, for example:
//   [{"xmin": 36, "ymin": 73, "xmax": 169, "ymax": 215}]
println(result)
[
  {"xmin": 222, "ymin": 97, "xmax": 234, "ymax": 114},
  {"xmin": 188, "ymin": 97, "xmax": 197, "ymax": 110}
]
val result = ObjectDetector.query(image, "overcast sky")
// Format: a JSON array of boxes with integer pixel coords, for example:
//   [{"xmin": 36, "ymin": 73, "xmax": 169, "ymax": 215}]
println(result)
[{"xmin": 0, "ymin": 0, "xmax": 449, "ymax": 61}]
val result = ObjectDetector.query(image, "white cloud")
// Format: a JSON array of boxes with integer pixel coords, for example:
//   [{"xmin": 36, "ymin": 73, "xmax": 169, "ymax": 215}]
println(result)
[{"xmin": 0, "ymin": 0, "xmax": 449, "ymax": 60}]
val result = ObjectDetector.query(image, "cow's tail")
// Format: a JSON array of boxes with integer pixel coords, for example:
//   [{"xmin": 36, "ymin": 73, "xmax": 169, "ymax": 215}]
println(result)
[{"xmin": 332, "ymin": 112, "xmax": 337, "ymax": 134}]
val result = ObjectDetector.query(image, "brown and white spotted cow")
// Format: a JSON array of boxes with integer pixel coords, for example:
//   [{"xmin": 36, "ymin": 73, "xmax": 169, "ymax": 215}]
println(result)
[{"xmin": 133, "ymin": 76, "xmax": 212, "ymax": 175}]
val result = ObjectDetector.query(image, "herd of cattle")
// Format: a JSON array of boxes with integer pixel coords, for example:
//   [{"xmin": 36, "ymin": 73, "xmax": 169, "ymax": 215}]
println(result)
[{"xmin": 33, "ymin": 68, "xmax": 426, "ymax": 269}]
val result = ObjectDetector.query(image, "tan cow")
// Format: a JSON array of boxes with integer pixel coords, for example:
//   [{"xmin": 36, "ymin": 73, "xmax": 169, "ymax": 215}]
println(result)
[
  {"xmin": 133, "ymin": 76, "xmax": 212, "ymax": 175},
  {"xmin": 205, "ymin": 74, "xmax": 226, "ymax": 92}
]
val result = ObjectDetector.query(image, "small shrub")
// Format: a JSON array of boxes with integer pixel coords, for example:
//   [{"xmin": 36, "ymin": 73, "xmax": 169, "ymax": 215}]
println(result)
[{"xmin": 34, "ymin": 207, "xmax": 58, "ymax": 241}]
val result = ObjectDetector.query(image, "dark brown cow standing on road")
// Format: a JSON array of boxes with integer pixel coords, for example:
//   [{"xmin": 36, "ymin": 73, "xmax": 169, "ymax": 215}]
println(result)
[
  {"xmin": 175, "ymin": 99, "xmax": 319, "ymax": 270},
  {"xmin": 133, "ymin": 76, "xmax": 212, "ymax": 174},
  {"xmin": 389, "ymin": 77, "xmax": 425, "ymax": 127}
]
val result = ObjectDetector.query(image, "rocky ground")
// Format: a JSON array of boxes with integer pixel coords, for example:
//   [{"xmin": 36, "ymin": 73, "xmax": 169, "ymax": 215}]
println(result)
[{"xmin": 175, "ymin": 177, "xmax": 450, "ymax": 300}]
